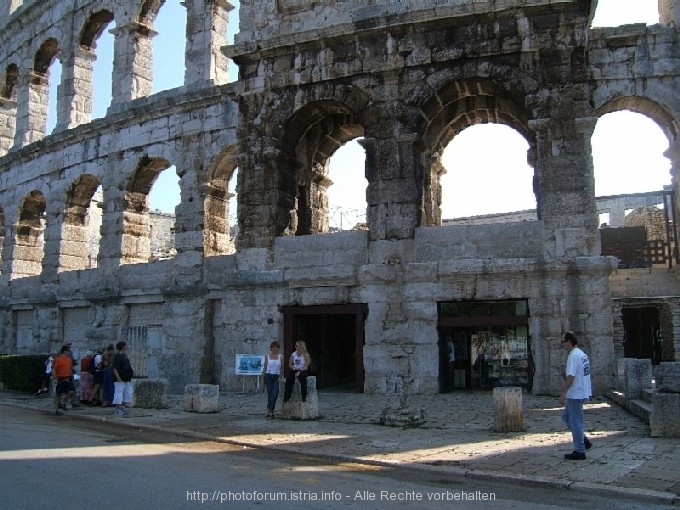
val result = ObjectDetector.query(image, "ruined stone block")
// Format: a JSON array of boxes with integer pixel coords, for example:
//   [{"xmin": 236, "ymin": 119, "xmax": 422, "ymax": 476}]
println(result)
[
  {"xmin": 493, "ymin": 386, "xmax": 523, "ymax": 432},
  {"xmin": 133, "ymin": 378, "xmax": 168, "ymax": 409},
  {"xmin": 280, "ymin": 376, "xmax": 319, "ymax": 420},
  {"xmin": 654, "ymin": 362, "xmax": 680, "ymax": 393},
  {"xmin": 183, "ymin": 383, "xmax": 220, "ymax": 413},
  {"xmin": 650, "ymin": 391, "xmax": 680, "ymax": 438}
]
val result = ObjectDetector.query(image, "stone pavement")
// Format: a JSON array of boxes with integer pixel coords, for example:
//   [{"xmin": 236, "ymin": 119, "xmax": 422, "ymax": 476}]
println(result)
[{"xmin": 2, "ymin": 388, "xmax": 679, "ymax": 504}]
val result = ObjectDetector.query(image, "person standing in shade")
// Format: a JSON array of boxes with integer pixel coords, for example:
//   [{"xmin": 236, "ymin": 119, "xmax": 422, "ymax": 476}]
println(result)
[
  {"xmin": 559, "ymin": 331, "xmax": 593, "ymax": 460},
  {"xmin": 52, "ymin": 345, "xmax": 77, "ymax": 415},
  {"xmin": 112, "ymin": 341, "xmax": 134, "ymax": 416},
  {"xmin": 262, "ymin": 340, "xmax": 283, "ymax": 418},
  {"xmin": 283, "ymin": 341, "xmax": 310, "ymax": 403}
]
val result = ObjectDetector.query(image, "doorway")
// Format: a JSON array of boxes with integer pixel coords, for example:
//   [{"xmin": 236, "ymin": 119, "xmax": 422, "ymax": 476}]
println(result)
[
  {"xmin": 282, "ymin": 304, "xmax": 367, "ymax": 391},
  {"xmin": 622, "ymin": 306, "xmax": 661, "ymax": 364}
]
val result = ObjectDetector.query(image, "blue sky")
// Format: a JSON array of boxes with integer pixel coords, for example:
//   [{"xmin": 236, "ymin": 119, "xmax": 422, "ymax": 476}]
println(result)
[{"xmin": 46, "ymin": 0, "xmax": 669, "ymax": 227}]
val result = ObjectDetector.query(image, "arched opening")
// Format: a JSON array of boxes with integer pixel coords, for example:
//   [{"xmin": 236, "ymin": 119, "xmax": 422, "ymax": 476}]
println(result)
[
  {"xmin": 61, "ymin": 175, "xmax": 102, "ymax": 271},
  {"xmin": 419, "ymin": 79, "xmax": 533, "ymax": 227},
  {"xmin": 35, "ymin": 38, "xmax": 61, "ymax": 135},
  {"xmin": 328, "ymin": 139, "xmax": 367, "ymax": 231},
  {"xmin": 122, "ymin": 156, "xmax": 174, "ymax": 264},
  {"xmin": 281, "ymin": 101, "xmax": 365, "ymax": 236},
  {"xmin": 14, "ymin": 190, "xmax": 46, "ymax": 278},
  {"xmin": 80, "ymin": 10, "xmax": 115, "ymax": 121},
  {"xmin": 440, "ymin": 125, "xmax": 535, "ymax": 223},
  {"xmin": 149, "ymin": 0, "xmax": 186, "ymax": 94},
  {"xmin": 593, "ymin": 108, "xmax": 674, "ymax": 269},
  {"xmin": 205, "ymin": 148, "xmax": 238, "ymax": 256},
  {"xmin": 148, "ymin": 166, "xmax": 180, "ymax": 260}
]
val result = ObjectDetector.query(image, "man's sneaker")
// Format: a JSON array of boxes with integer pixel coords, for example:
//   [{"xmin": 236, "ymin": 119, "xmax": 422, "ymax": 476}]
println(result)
[
  {"xmin": 55, "ymin": 409, "xmax": 63, "ymax": 416},
  {"xmin": 584, "ymin": 436, "xmax": 592, "ymax": 450},
  {"xmin": 564, "ymin": 451, "xmax": 586, "ymax": 460},
  {"xmin": 115, "ymin": 408, "xmax": 126, "ymax": 416}
]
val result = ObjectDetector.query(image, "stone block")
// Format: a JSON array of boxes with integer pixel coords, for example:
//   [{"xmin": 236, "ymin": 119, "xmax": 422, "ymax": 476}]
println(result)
[
  {"xmin": 280, "ymin": 376, "xmax": 319, "ymax": 420},
  {"xmin": 650, "ymin": 392, "xmax": 680, "ymax": 438},
  {"xmin": 183, "ymin": 383, "xmax": 220, "ymax": 413},
  {"xmin": 493, "ymin": 387, "xmax": 523, "ymax": 432},
  {"xmin": 619, "ymin": 358, "xmax": 652, "ymax": 402},
  {"xmin": 133, "ymin": 378, "xmax": 169, "ymax": 409},
  {"xmin": 654, "ymin": 362, "xmax": 680, "ymax": 393}
]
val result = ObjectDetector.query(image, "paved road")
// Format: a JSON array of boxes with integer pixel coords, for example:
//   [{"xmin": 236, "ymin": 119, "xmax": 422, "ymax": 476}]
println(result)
[{"xmin": 0, "ymin": 406, "xmax": 673, "ymax": 510}]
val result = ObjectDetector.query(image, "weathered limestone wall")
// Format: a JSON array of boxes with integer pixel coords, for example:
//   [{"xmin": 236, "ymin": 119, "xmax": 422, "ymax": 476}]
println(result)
[{"xmin": 1, "ymin": 0, "xmax": 680, "ymax": 397}]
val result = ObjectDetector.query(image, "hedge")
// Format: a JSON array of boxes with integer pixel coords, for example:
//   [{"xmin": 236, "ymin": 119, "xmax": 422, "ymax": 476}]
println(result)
[{"xmin": 0, "ymin": 355, "xmax": 47, "ymax": 393}]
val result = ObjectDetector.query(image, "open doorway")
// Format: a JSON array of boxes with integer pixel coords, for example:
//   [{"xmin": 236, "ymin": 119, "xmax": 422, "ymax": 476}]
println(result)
[
  {"xmin": 622, "ymin": 306, "xmax": 661, "ymax": 364},
  {"xmin": 282, "ymin": 304, "xmax": 367, "ymax": 392}
]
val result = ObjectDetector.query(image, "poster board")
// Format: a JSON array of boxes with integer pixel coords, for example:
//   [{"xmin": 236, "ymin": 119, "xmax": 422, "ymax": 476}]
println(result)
[{"xmin": 235, "ymin": 354, "xmax": 264, "ymax": 375}]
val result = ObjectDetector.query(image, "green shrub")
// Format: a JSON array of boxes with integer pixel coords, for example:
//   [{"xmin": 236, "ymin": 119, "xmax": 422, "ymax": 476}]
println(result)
[{"xmin": 0, "ymin": 355, "xmax": 47, "ymax": 393}]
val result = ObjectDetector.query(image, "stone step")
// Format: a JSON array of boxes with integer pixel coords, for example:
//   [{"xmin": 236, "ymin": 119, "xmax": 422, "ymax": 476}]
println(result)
[
  {"xmin": 609, "ymin": 390, "xmax": 626, "ymax": 407},
  {"xmin": 628, "ymin": 398, "xmax": 651, "ymax": 424}
]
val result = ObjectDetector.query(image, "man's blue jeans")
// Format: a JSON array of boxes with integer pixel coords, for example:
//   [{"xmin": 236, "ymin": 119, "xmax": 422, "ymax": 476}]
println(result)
[{"xmin": 562, "ymin": 398, "xmax": 586, "ymax": 453}]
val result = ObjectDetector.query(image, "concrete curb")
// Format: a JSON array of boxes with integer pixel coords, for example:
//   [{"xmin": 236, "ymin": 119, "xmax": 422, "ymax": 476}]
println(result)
[{"xmin": 6, "ymin": 400, "xmax": 677, "ymax": 505}]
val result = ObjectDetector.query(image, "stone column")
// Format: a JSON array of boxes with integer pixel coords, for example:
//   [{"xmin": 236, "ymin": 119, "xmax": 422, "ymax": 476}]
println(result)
[
  {"xmin": 182, "ymin": 0, "xmax": 233, "ymax": 87},
  {"xmin": 528, "ymin": 115, "xmax": 599, "ymax": 258},
  {"xmin": 664, "ymin": 139, "xmax": 680, "ymax": 244},
  {"xmin": 364, "ymin": 134, "xmax": 420, "ymax": 241},
  {"xmin": 0, "ymin": 97, "xmax": 17, "ymax": 156},
  {"xmin": 236, "ymin": 139, "xmax": 295, "ymax": 250},
  {"xmin": 13, "ymin": 70, "xmax": 49, "ymax": 148},
  {"xmin": 109, "ymin": 22, "xmax": 155, "ymax": 111},
  {"xmin": 55, "ymin": 46, "xmax": 96, "ymax": 131},
  {"xmin": 98, "ymin": 185, "xmax": 126, "ymax": 272},
  {"xmin": 40, "ymin": 200, "xmax": 64, "ymax": 282},
  {"xmin": 659, "ymin": 0, "xmax": 680, "ymax": 26}
]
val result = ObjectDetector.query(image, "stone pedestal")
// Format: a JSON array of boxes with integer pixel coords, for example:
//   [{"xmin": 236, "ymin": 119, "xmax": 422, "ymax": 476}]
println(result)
[
  {"xmin": 133, "ymin": 378, "xmax": 168, "ymax": 409},
  {"xmin": 379, "ymin": 375, "xmax": 426, "ymax": 427},
  {"xmin": 280, "ymin": 376, "xmax": 319, "ymax": 420},
  {"xmin": 618, "ymin": 358, "xmax": 653, "ymax": 403},
  {"xmin": 650, "ymin": 362, "xmax": 680, "ymax": 437},
  {"xmin": 493, "ymin": 387, "xmax": 523, "ymax": 432},
  {"xmin": 183, "ymin": 383, "xmax": 220, "ymax": 413}
]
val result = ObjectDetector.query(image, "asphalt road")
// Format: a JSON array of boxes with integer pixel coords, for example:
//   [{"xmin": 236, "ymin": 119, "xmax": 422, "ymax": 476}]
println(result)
[{"xmin": 0, "ymin": 405, "xmax": 671, "ymax": 510}]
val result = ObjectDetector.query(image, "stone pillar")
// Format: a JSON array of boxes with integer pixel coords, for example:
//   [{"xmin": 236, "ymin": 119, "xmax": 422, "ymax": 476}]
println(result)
[
  {"xmin": 650, "ymin": 362, "xmax": 680, "ymax": 437},
  {"xmin": 0, "ymin": 97, "xmax": 17, "ymax": 156},
  {"xmin": 110, "ymin": 23, "xmax": 155, "ymax": 111},
  {"xmin": 40, "ymin": 200, "xmax": 64, "ymax": 282},
  {"xmin": 364, "ymin": 134, "xmax": 420, "ymax": 241},
  {"xmin": 493, "ymin": 387, "xmax": 523, "ymax": 432},
  {"xmin": 618, "ymin": 358, "xmax": 653, "ymax": 403},
  {"xmin": 55, "ymin": 46, "xmax": 96, "ymax": 131},
  {"xmin": 528, "ymin": 114, "xmax": 599, "ymax": 258},
  {"xmin": 182, "ymin": 0, "xmax": 233, "ymax": 87},
  {"xmin": 280, "ymin": 376, "xmax": 319, "ymax": 420},
  {"xmin": 663, "ymin": 139, "xmax": 680, "ymax": 240},
  {"xmin": 98, "ymin": 187, "xmax": 126, "ymax": 272},
  {"xmin": 659, "ymin": 0, "xmax": 680, "ymax": 26},
  {"xmin": 236, "ymin": 139, "xmax": 295, "ymax": 250},
  {"xmin": 13, "ymin": 70, "xmax": 49, "ymax": 148}
]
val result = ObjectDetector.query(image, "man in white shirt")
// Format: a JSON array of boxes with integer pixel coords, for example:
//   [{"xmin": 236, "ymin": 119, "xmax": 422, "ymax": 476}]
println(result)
[{"xmin": 558, "ymin": 331, "xmax": 593, "ymax": 460}]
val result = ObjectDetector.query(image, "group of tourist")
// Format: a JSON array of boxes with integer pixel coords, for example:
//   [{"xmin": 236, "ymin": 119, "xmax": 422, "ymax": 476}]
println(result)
[{"xmin": 37, "ymin": 340, "xmax": 135, "ymax": 417}]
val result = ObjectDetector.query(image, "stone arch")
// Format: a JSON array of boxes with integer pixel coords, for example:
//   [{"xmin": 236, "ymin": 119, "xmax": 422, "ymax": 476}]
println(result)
[
  {"xmin": 205, "ymin": 146, "xmax": 238, "ymax": 256},
  {"xmin": 281, "ymin": 100, "xmax": 365, "ymax": 235},
  {"xmin": 138, "ymin": 0, "xmax": 165, "ymax": 25},
  {"xmin": 80, "ymin": 10, "xmax": 115, "ymax": 49},
  {"xmin": 14, "ymin": 190, "xmax": 47, "ymax": 279},
  {"xmin": 61, "ymin": 174, "xmax": 102, "ymax": 271},
  {"xmin": 34, "ymin": 38, "xmax": 59, "ymax": 76},
  {"xmin": 417, "ymin": 79, "xmax": 532, "ymax": 226},
  {"xmin": 121, "ymin": 155, "xmax": 173, "ymax": 264},
  {"xmin": 595, "ymin": 96, "xmax": 678, "ymax": 144}
]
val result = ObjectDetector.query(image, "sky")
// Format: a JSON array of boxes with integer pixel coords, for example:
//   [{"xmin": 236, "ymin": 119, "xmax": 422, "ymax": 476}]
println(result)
[{"xmin": 46, "ymin": 0, "xmax": 668, "ymax": 229}]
